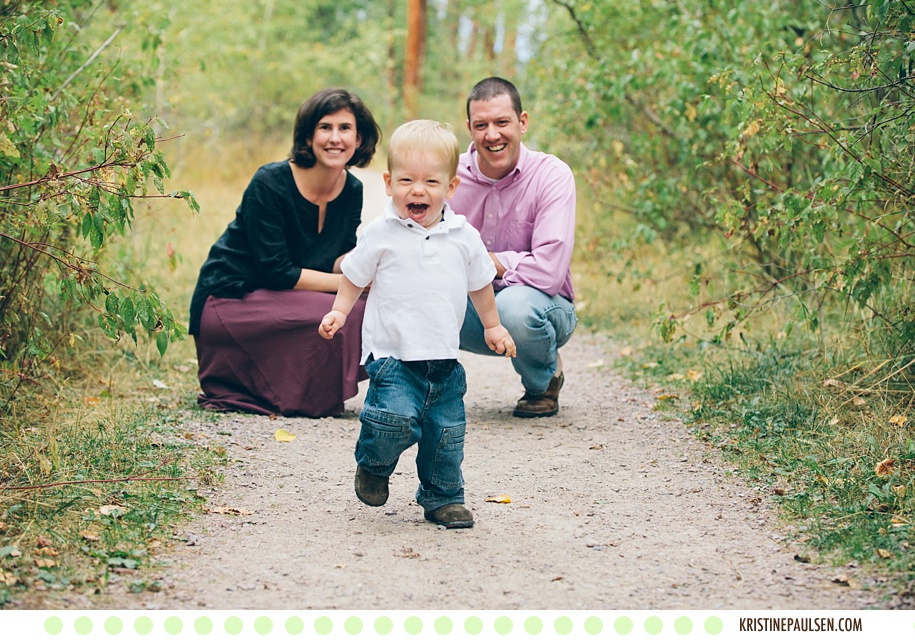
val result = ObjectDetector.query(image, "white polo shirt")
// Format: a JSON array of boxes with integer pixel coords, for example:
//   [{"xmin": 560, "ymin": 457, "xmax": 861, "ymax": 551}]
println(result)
[{"xmin": 342, "ymin": 201, "xmax": 496, "ymax": 363}]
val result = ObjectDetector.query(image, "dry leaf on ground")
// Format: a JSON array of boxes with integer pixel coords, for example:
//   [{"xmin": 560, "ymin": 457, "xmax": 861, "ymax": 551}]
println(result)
[
  {"xmin": 889, "ymin": 415, "xmax": 908, "ymax": 426},
  {"xmin": 485, "ymin": 494, "xmax": 512, "ymax": 504},
  {"xmin": 875, "ymin": 458, "xmax": 895, "ymax": 477},
  {"xmin": 207, "ymin": 506, "xmax": 253, "ymax": 516},
  {"xmin": 274, "ymin": 428, "xmax": 296, "ymax": 442}
]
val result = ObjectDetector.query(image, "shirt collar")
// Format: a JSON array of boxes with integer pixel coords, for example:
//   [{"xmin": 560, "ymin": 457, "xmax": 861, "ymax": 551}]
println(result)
[
  {"xmin": 383, "ymin": 200, "xmax": 464, "ymax": 233},
  {"xmin": 466, "ymin": 142, "xmax": 528, "ymax": 185}
]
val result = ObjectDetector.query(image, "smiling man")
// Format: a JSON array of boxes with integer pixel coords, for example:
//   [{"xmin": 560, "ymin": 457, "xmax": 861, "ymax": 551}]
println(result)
[{"xmin": 449, "ymin": 77, "xmax": 578, "ymax": 418}]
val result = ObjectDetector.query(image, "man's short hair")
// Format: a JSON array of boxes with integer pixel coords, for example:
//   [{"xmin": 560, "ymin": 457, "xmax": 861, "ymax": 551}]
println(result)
[
  {"xmin": 466, "ymin": 77, "xmax": 523, "ymax": 120},
  {"xmin": 387, "ymin": 120, "xmax": 460, "ymax": 178}
]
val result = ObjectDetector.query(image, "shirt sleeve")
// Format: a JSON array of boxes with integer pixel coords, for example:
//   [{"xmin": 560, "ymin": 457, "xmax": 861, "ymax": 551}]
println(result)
[
  {"xmin": 467, "ymin": 229, "xmax": 498, "ymax": 292},
  {"xmin": 239, "ymin": 172, "xmax": 302, "ymax": 289},
  {"xmin": 496, "ymin": 161, "xmax": 576, "ymax": 297},
  {"xmin": 340, "ymin": 222, "xmax": 377, "ymax": 288},
  {"xmin": 339, "ymin": 176, "xmax": 363, "ymax": 257}
]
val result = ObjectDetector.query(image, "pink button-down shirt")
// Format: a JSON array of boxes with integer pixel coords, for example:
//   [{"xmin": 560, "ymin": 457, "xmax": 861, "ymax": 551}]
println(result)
[{"xmin": 449, "ymin": 143, "xmax": 576, "ymax": 301}]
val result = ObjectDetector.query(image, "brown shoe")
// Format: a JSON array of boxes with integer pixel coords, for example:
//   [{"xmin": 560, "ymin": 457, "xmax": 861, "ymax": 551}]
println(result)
[
  {"xmin": 424, "ymin": 503, "xmax": 474, "ymax": 528},
  {"xmin": 512, "ymin": 371, "xmax": 564, "ymax": 418},
  {"xmin": 354, "ymin": 466, "xmax": 389, "ymax": 507}
]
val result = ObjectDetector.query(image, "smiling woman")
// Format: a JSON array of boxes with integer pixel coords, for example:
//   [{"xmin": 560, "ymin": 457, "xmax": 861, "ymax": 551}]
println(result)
[{"xmin": 187, "ymin": 88, "xmax": 382, "ymax": 417}]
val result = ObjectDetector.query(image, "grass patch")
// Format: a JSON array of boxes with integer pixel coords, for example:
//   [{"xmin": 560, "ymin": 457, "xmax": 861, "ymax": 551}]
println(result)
[
  {"xmin": 574, "ymin": 182, "xmax": 915, "ymax": 604},
  {"xmin": 0, "ymin": 396, "xmax": 225, "ymax": 606},
  {"xmin": 606, "ymin": 307, "xmax": 915, "ymax": 604}
]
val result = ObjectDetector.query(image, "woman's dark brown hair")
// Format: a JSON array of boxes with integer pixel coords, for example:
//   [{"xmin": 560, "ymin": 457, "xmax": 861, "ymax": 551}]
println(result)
[{"xmin": 290, "ymin": 88, "xmax": 381, "ymax": 168}]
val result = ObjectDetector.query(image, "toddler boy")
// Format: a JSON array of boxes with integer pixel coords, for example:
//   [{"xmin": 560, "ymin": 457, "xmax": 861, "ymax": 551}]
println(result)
[{"xmin": 319, "ymin": 120, "xmax": 515, "ymax": 528}]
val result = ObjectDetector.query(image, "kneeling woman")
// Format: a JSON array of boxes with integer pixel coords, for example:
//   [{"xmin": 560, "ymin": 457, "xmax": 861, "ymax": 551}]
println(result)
[{"xmin": 188, "ymin": 88, "xmax": 381, "ymax": 417}]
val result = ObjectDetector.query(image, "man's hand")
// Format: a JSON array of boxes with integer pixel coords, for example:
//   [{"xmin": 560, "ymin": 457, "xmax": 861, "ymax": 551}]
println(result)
[
  {"xmin": 319, "ymin": 310, "xmax": 347, "ymax": 339},
  {"xmin": 488, "ymin": 252, "xmax": 506, "ymax": 278},
  {"xmin": 484, "ymin": 324, "xmax": 516, "ymax": 357}
]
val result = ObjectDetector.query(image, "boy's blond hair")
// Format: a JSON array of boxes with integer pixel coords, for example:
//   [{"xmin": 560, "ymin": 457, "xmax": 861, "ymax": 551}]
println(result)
[{"xmin": 387, "ymin": 120, "xmax": 460, "ymax": 178}]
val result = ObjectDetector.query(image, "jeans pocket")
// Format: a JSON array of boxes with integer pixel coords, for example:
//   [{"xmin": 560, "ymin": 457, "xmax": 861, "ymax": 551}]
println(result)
[
  {"xmin": 358, "ymin": 407, "xmax": 413, "ymax": 468},
  {"xmin": 431, "ymin": 424, "xmax": 466, "ymax": 489},
  {"xmin": 360, "ymin": 407, "xmax": 412, "ymax": 438}
]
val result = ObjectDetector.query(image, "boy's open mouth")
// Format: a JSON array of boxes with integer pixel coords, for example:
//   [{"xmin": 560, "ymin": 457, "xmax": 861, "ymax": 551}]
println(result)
[{"xmin": 407, "ymin": 203, "xmax": 429, "ymax": 216}]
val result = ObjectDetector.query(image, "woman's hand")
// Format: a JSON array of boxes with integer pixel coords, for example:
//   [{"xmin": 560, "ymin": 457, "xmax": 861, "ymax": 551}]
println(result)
[
  {"xmin": 484, "ymin": 324, "xmax": 516, "ymax": 358},
  {"xmin": 319, "ymin": 310, "xmax": 347, "ymax": 339}
]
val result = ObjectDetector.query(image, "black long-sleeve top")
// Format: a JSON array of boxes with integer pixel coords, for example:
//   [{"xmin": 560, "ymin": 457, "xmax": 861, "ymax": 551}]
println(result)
[{"xmin": 188, "ymin": 161, "xmax": 363, "ymax": 335}]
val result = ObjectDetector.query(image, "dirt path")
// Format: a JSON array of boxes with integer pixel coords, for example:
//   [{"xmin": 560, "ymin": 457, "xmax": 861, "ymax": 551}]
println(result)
[{"xmin": 84, "ymin": 331, "xmax": 881, "ymax": 610}]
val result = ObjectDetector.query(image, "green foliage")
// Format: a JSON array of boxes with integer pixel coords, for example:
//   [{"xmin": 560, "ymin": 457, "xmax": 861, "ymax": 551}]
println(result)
[
  {"xmin": 0, "ymin": 403, "xmax": 224, "ymax": 606},
  {"xmin": 534, "ymin": 1, "xmax": 915, "ymax": 370},
  {"xmin": 0, "ymin": 2, "xmax": 196, "ymax": 408}
]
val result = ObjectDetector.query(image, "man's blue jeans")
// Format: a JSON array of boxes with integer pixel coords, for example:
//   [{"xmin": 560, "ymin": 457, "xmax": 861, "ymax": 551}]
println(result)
[
  {"xmin": 355, "ymin": 356, "xmax": 467, "ymax": 511},
  {"xmin": 460, "ymin": 285, "xmax": 577, "ymax": 395}
]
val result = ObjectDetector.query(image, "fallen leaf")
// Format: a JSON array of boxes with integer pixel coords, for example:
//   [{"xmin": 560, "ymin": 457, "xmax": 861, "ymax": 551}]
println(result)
[
  {"xmin": 822, "ymin": 379, "xmax": 841, "ymax": 387},
  {"xmin": 877, "ymin": 549, "xmax": 892, "ymax": 559},
  {"xmin": 36, "ymin": 535, "xmax": 53, "ymax": 548},
  {"xmin": 395, "ymin": 547, "xmax": 420, "ymax": 559},
  {"xmin": 893, "ymin": 485, "xmax": 906, "ymax": 498},
  {"xmin": 334, "ymin": 564, "xmax": 347, "ymax": 569},
  {"xmin": 34, "ymin": 557, "xmax": 57, "ymax": 568},
  {"xmin": 642, "ymin": 362, "xmax": 659, "ymax": 369},
  {"xmin": 667, "ymin": 373, "xmax": 685, "ymax": 381},
  {"xmin": 99, "ymin": 504, "xmax": 127, "ymax": 517},
  {"xmin": 619, "ymin": 347, "xmax": 633, "ymax": 357},
  {"xmin": 852, "ymin": 397, "xmax": 866, "ymax": 406},
  {"xmin": 692, "ymin": 401, "xmax": 703, "ymax": 411},
  {"xmin": 83, "ymin": 396, "xmax": 100, "ymax": 406},
  {"xmin": 828, "ymin": 416, "xmax": 840, "ymax": 426},
  {"xmin": 656, "ymin": 393, "xmax": 679, "ymax": 401},
  {"xmin": 587, "ymin": 359, "xmax": 605, "ymax": 368},
  {"xmin": 0, "ymin": 546, "xmax": 20, "ymax": 558},
  {"xmin": 686, "ymin": 369, "xmax": 703, "ymax": 382},
  {"xmin": 875, "ymin": 458, "xmax": 895, "ymax": 477},
  {"xmin": 274, "ymin": 428, "xmax": 296, "ymax": 442},
  {"xmin": 793, "ymin": 554, "xmax": 810, "ymax": 563},
  {"xmin": 80, "ymin": 530, "xmax": 99, "ymax": 542},
  {"xmin": 589, "ymin": 444, "xmax": 603, "ymax": 450},
  {"xmin": 889, "ymin": 415, "xmax": 908, "ymax": 426},
  {"xmin": 0, "ymin": 571, "xmax": 19, "ymax": 587},
  {"xmin": 551, "ymin": 576, "xmax": 564, "ymax": 582},
  {"xmin": 832, "ymin": 574, "xmax": 850, "ymax": 586},
  {"xmin": 151, "ymin": 379, "xmax": 169, "ymax": 389},
  {"xmin": 207, "ymin": 506, "xmax": 253, "ymax": 516},
  {"xmin": 485, "ymin": 494, "xmax": 512, "ymax": 504}
]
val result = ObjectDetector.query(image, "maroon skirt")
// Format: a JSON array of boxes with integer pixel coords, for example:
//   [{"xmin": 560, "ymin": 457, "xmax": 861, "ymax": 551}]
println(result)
[{"xmin": 194, "ymin": 289, "xmax": 367, "ymax": 417}]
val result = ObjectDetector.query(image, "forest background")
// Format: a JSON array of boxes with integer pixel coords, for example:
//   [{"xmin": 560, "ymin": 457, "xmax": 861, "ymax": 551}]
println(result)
[{"xmin": 1, "ymin": 0, "xmax": 913, "ymax": 606}]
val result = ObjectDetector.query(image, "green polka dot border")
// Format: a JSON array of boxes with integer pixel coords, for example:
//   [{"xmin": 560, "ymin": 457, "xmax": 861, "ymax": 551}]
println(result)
[{"xmin": 30, "ymin": 613, "xmax": 735, "ymax": 638}]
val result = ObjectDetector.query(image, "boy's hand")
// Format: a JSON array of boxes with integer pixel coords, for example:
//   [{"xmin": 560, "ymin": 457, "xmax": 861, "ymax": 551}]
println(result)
[
  {"xmin": 319, "ymin": 310, "xmax": 347, "ymax": 339},
  {"xmin": 484, "ymin": 324, "xmax": 516, "ymax": 358}
]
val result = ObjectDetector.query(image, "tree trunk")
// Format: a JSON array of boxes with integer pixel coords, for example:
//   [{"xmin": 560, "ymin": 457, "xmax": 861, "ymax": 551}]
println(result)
[
  {"xmin": 404, "ymin": 0, "xmax": 427, "ymax": 120},
  {"xmin": 387, "ymin": 0, "xmax": 399, "ymax": 128}
]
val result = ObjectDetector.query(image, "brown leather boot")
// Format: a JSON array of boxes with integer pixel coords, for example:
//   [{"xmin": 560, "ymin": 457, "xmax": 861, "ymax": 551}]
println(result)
[
  {"xmin": 512, "ymin": 371, "xmax": 564, "ymax": 418},
  {"xmin": 424, "ymin": 503, "xmax": 474, "ymax": 528},
  {"xmin": 354, "ymin": 466, "xmax": 389, "ymax": 507}
]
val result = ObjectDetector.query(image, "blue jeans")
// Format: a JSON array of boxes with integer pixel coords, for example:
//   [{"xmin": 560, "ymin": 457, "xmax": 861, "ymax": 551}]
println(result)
[
  {"xmin": 355, "ymin": 356, "xmax": 467, "ymax": 511},
  {"xmin": 460, "ymin": 285, "xmax": 577, "ymax": 395}
]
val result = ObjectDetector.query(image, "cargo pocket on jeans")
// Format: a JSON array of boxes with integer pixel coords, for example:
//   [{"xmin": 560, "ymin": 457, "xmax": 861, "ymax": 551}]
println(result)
[
  {"xmin": 431, "ymin": 423, "xmax": 466, "ymax": 489},
  {"xmin": 358, "ymin": 407, "xmax": 413, "ymax": 467}
]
